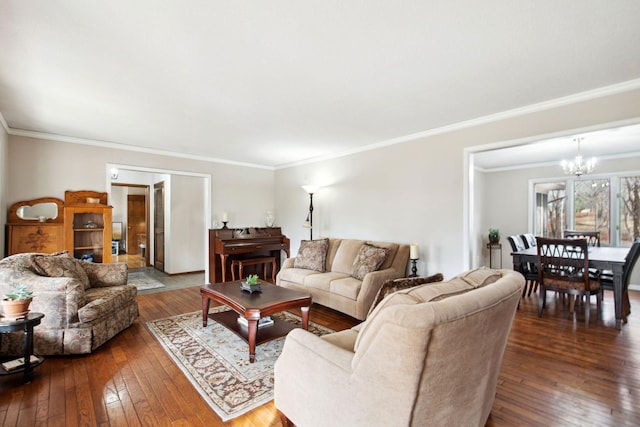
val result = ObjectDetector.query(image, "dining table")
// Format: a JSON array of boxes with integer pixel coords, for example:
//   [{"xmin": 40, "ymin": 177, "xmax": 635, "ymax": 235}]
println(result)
[{"xmin": 511, "ymin": 246, "xmax": 629, "ymax": 330}]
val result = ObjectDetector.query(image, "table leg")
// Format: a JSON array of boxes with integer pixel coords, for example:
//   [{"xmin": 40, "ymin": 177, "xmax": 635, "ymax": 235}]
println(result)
[
  {"xmin": 201, "ymin": 296, "xmax": 211, "ymax": 327},
  {"xmin": 247, "ymin": 317, "xmax": 258, "ymax": 363},
  {"xmin": 301, "ymin": 306, "xmax": 310, "ymax": 330},
  {"xmin": 23, "ymin": 324, "xmax": 34, "ymax": 384},
  {"xmin": 613, "ymin": 263, "xmax": 624, "ymax": 330}
]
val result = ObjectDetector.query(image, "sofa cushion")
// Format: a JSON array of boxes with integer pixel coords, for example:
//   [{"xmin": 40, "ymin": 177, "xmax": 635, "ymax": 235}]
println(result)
[
  {"xmin": 368, "ymin": 273, "xmax": 444, "ymax": 317},
  {"xmin": 305, "ymin": 272, "xmax": 350, "ymax": 292},
  {"xmin": 294, "ymin": 238, "xmax": 329, "ymax": 272},
  {"xmin": 366, "ymin": 241, "xmax": 399, "ymax": 270},
  {"xmin": 278, "ymin": 267, "xmax": 322, "ymax": 285},
  {"xmin": 330, "ymin": 276, "xmax": 363, "ymax": 300},
  {"xmin": 32, "ymin": 252, "xmax": 91, "ymax": 290},
  {"xmin": 457, "ymin": 267, "xmax": 502, "ymax": 288},
  {"xmin": 351, "ymin": 243, "xmax": 389, "ymax": 280},
  {"xmin": 325, "ymin": 239, "xmax": 342, "ymax": 272},
  {"xmin": 331, "ymin": 240, "xmax": 365, "ymax": 274}
]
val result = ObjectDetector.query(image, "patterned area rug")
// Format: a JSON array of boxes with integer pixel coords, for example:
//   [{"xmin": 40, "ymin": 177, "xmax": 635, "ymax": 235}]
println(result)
[
  {"xmin": 146, "ymin": 307, "xmax": 335, "ymax": 421},
  {"xmin": 127, "ymin": 271, "xmax": 166, "ymax": 291}
]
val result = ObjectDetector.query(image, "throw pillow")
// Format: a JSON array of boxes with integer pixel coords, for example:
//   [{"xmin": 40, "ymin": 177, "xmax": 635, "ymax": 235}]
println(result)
[
  {"xmin": 294, "ymin": 238, "xmax": 329, "ymax": 272},
  {"xmin": 368, "ymin": 273, "xmax": 444, "ymax": 317},
  {"xmin": 32, "ymin": 252, "xmax": 91, "ymax": 290},
  {"xmin": 351, "ymin": 243, "xmax": 389, "ymax": 280}
]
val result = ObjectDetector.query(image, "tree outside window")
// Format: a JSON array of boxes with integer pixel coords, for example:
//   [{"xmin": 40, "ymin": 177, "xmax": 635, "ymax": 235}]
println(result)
[
  {"xmin": 573, "ymin": 179, "xmax": 610, "ymax": 245},
  {"xmin": 620, "ymin": 175, "xmax": 640, "ymax": 244}
]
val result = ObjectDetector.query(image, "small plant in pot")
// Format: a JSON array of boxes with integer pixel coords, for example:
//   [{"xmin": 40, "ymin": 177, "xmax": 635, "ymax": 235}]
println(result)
[
  {"xmin": 488, "ymin": 228, "xmax": 500, "ymax": 244},
  {"xmin": 2, "ymin": 284, "xmax": 34, "ymax": 318}
]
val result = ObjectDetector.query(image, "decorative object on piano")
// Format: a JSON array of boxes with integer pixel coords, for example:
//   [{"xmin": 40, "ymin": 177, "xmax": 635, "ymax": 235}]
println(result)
[
  {"xmin": 1, "ymin": 284, "xmax": 34, "ymax": 319},
  {"xmin": 302, "ymin": 185, "xmax": 320, "ymax": 240},
  {"xmin": 488, "ymin": 228, "xmax": 500, "ymax": 244},
  {"xmin": 265, "ymin": 211, "xmax": 275, "ymax": 227},
  {"xmin": 241, "ymin": 274, "xmax": 262, "ymax": 293},
  {"xmin": 221, "ymin": 211, "xmax": 229, "ymax": 229},
  {"xmin": 409, "ymin": 243, "xmax": 419, "ymax": 277}
]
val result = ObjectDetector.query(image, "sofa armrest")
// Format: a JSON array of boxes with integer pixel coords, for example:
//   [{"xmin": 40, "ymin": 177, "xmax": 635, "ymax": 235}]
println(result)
[
  {"xmin": 81, "ymin": 262, "xmax": 128, "ymax": 288},
  {"xmin": 358, "ymin": 268, "xmax": 405, "ymax": 314},
  {"xmin": 281, "ymin": 257, "xmax": 295, "ymax": 269},
  {"xmin": 14, "ymin": 275, "xmax": 85, "ymax": 329},
  {"xmin": 279, "ymin": 328, "xmax": 354, "ymax": 371}
]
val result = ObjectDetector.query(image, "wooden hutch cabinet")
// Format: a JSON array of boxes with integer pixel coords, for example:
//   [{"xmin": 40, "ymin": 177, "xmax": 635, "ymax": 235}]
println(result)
[
  {"xmin": 7, "ymin": 197, "xmax": 65, "ymax": 255},
  {"xmin": 63, "ymin": 191, "xmax": 113, "ymax": 263}
]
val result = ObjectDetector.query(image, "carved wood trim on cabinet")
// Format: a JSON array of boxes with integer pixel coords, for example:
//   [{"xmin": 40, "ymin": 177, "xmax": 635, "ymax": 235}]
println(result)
[{"xmin": 7, "ymin": 198, "xmax": 65, "ymax": 255}]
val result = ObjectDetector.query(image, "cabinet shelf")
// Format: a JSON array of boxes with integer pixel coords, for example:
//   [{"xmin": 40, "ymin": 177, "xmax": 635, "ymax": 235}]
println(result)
[{"xmin": 64, "ymin": 191, "xmax": 112, "ymax": 264}]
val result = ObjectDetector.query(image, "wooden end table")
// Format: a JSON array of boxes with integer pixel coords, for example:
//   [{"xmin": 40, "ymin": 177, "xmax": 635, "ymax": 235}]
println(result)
[
  {"xmin": 0, "ymin": 312, "xmax": 45, "ymax": 383},
  {"xmin": 200, "ymin": 280, "xmax": 312, "ymax": 363}
]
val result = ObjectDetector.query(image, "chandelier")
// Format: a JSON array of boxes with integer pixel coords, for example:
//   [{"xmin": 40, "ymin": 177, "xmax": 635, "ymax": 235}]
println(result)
[{"xmin": 562, "ymin": 138, "xmax": 596, "ymax": 177}]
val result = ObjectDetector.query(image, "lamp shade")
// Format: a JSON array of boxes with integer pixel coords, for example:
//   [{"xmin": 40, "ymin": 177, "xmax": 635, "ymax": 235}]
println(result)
[{"xmin": 302, "ymin": 185, "xmax": 320, "ymax": 194}]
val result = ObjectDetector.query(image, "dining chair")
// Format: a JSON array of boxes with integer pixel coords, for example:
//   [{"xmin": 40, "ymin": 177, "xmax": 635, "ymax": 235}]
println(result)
[
  {"xmin": 508, "ymin": 235, "xmax": 538, "ymax": 297},
  {"xmin": 600, "ymin": 237, "xmax": 640, "ymax": 323},
  {"xmin": 563, "ymin": 230, "xmax": 601, "ymax": 247},
  {"xmin": 521, "ymin": 233, "xmax": 537, "ymax": 249},
  {"xmin": 536, "ymin": 237, "xmax": 602, "ymax": 327}
]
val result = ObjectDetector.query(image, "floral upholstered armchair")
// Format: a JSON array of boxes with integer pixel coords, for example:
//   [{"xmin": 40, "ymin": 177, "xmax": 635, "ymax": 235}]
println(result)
[{"xmin": 0, "ymin": 252, "xmax": 138, "ymax": 355}]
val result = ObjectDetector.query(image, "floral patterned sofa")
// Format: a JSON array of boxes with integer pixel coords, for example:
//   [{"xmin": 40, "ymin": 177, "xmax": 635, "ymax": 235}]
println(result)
[{"xmin": 0, "ymin": 252, "xmax": 138, "ymax": 355}]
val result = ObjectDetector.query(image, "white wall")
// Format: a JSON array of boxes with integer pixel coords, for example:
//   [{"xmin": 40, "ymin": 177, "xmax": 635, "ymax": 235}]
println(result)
[
  {"xmin": 275, "ymin": 88, "xmax": 640, "ymax": 279},
  {"xmin": 0, "ymin": 122, "xmax": 8, "ymax": 256},
  {"xmin": 167, "ymin": 174, "xmax": 205, "ymax": 274},
  {"xmin": 5, "ymin": 88, "xmax": 640, "ymax": 281},
  {"xmin": 7, "ymin": 135, "xmax": 275, "ymax": 271}
]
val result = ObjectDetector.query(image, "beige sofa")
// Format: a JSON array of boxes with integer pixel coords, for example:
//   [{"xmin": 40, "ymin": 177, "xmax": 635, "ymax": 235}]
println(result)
[
  {"xmin": 276, "ymin": 238, "xmax": 410, "ymax": 320},
  {"xmin": 275, "ymin": 268, "xmax": 524, "ymax": 427},
  {"xmin": 0, "ymin": 252, "xmax": 139, "ymax": 355}
]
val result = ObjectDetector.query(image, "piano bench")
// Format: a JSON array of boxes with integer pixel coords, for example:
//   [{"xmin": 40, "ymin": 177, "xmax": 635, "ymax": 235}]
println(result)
[{"xmin": 231, "ymin": 256, "xmax": 277, "ymax": 282}]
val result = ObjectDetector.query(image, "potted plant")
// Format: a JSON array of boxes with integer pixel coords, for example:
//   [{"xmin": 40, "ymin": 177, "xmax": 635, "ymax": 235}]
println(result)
[
  {"xmin": 488, "ymin": 228, "xmax": 500, "ymax": 244},
  {"xmin": 2, "ymin": 284, "xmax": 34, "ymax": 318},
  {"xmin": 241, "ymin": 274, "xmax": 262, "ymax": 293}
]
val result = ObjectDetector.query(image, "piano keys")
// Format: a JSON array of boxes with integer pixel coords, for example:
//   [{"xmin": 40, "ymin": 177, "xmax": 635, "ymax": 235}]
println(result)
[{"xmin": 209, "ymin": 227, "xmax": 290, "ymax": 283}]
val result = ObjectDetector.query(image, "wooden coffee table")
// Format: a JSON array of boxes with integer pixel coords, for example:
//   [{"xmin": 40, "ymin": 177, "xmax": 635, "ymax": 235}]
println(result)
[{"xmin": 200, "ymin": 280, "xmax": 312, "ymax": 363}]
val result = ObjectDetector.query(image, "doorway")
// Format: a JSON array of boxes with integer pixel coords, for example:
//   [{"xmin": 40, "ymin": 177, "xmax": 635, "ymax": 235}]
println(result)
[
  {"xmin": 111, "ymin": 184, "xmax": 150, "ymax": 269},
  {"xmin": 127, "ymin": 194, "xmax": 148, "ymax": 265},
  {"xmin": 107, "ymin": 163, "xmax": 212, "ymax": 279}
]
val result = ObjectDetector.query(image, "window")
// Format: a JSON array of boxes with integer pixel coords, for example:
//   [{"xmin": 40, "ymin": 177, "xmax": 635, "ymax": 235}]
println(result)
[
  {"xmin": 620, "ymin": 175, "xmax": 640, "ymax": 245},
  {"xmin": 532, "ymin": 173, "xmax": 640, "ymax": 247},
  {"xmin": 533, "ymin": 182, "xmax": 566, "ymax": 238},
  {"xmin": 573, "ymin": 178, "xmax": 610, "ymax": 245}
]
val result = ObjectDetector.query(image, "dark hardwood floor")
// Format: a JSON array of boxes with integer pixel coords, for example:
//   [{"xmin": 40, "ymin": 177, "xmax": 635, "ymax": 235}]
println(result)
[{"xmin": 1, "ymin": 286, "xmax": 639, "ymax": 426}]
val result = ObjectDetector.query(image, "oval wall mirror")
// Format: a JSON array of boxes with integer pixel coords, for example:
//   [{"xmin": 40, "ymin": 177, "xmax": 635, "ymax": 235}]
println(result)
[{"xmin": 16, "ymin": 202, "xmax": 59, "ymax": 221}]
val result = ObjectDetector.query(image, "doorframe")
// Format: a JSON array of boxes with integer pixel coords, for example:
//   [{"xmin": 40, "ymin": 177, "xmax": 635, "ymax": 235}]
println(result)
[
  {"xmin": 112, "ymin": 183, "xmax": 150, "ymax": 265},
  {"xmin": 106, "ymin": 163, "xmax": 212, "ymax": 280}
]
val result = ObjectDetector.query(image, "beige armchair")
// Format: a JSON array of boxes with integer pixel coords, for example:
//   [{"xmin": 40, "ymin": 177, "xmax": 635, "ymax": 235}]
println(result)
[{"xmin": 274, "ymin": 268, "xmax": 524, "ymax": 427}]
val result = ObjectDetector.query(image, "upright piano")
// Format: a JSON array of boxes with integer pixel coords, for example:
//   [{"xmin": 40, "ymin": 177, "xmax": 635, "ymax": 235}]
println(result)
[{"xmin": 209, "ymin": 227, "xmax": 290, "ymax": 283}]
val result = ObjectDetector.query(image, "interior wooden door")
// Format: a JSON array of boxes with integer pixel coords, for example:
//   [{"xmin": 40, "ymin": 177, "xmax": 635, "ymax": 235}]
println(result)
[
  {"xmin": 127, "ymin": 194, "xmax": 147, "ymax": 263},
  {"xmin": 154, "ymin": 181, "xmax": 165, "ymax": 272}
]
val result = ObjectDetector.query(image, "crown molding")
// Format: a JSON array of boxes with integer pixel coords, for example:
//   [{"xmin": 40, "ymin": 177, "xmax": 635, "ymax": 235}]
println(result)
[
  {"xmin": 7, "ymin": 128, "xmax": 274, "ymax": 170},
  {"xmin": 275, "ymin": 78, "xmax": 640, "ymax": 169},
  {"xmin": 2, "ymin": 78, "xmax": 640, "ymax": 171}
]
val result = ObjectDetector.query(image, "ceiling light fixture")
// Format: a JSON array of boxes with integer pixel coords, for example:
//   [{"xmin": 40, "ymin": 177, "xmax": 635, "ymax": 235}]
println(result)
[{"xmin": 561, "ymin": 138, "xmax": 596, "ymax": 177}]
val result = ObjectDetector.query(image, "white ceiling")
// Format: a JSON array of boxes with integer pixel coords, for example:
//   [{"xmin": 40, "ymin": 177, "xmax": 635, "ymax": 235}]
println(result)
[{"xmin": 1, "ymin": 1, "xmax": 640, "ymax": 168}]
